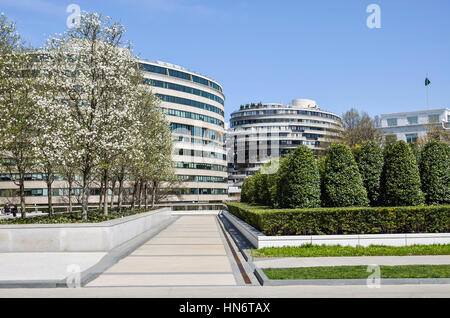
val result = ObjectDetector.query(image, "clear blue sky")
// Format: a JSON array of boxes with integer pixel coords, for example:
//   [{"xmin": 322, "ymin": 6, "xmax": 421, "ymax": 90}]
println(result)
[{"xmin": 2, "ymin": 0, "xmax": 450, "ymax": 122}]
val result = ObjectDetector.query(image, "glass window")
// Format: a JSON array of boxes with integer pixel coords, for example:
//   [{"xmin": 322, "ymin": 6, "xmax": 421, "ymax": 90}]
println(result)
[
  {"xmin": 406, "ymin": 134, "xmax": 418, "ymax": 143},
  {"xmin": 429, "ymin": 114, "xmax": 439, "ymax": 123},
  {"xmin": 407, "ymin": 116, "xmax": 418, "ymax": 125},
  {"xmin": 387, "ymin": 118, "xmax": 398, "ymax": 127}
]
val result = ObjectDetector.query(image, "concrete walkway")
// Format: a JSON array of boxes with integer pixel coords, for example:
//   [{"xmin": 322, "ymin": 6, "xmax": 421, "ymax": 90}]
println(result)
[
  {"xmin": 253, "ymin": 255, "xmax": 450, "ymax": 269},
  {"xmin": 0, "ymin": 252, "xmax": 106, "ymax": 282},
  {"xmin": 86, "ymin": 216, "xmax": 238, "ymax": 287}
]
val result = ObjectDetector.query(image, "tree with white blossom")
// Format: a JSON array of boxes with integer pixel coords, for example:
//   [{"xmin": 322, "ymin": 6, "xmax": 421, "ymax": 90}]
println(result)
[{"xmin": 38, "ymin": 12, "xmax": 144, "ymax": 219}]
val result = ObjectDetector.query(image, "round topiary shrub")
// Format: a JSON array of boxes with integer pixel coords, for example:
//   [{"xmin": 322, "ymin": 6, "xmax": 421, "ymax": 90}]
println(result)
[
  {"xmin": 323, "ymin": 144, "xmax": 369, "ymax": 207},
  {"xmin": 381, "ymin": 141, "xmax": 425, "ymax": 206},
  {"xmin": 353, "ymin": 141, "xmax": 384, "ymax": 206},
  {"xmin": 276, "ymin": 145, "xmax": 321, "ymax": 208},
  {"xmin": 420, "ymin": 141, "xmax": 450, "ymax": 205}
]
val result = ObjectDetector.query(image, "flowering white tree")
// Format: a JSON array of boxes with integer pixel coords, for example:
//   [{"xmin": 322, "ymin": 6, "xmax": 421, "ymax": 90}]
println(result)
[
  {"xmin": 0, "ymin": 15, "xmax": 38, "ymax": 217},
  {"xmin": 39, "ymin": 12, "xmax": 142, "ymax": 219}
]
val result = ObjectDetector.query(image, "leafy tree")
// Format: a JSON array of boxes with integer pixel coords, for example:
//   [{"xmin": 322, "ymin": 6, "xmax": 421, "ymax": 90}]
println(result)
[
  {"xmin": 353, "ymin": 141, "xmax": 384, "ymax": 206},
  {"xmin": 0, "ymin": 15, "xmax": 38, "ymax": 217},
  {"xmin": 420, "ymin": 141, "xmax": 450, "ymax": 205},
  {"xmin": 342, "ymin": 108, "xmax": 381, "ymax": 147},
  {"xmin": 241, "ymin": 176, "xmax": 256, "ymax": 203},
  {"xmin": 381, "ymin": 141, "xmax": 425, "ymax": 206},
  {"xmin": 323, "ymin": 144, "xmax": 369, "ymax": 207},
  {"xmin": 40, "ymin": 12, "xmax": 143, "ymax": 219},
  {"xmin": 276, "ymin": 146, "xmax": 321, "ymax": 208}
]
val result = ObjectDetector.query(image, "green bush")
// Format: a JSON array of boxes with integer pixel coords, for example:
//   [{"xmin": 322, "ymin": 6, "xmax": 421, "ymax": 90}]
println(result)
[
  {"xmin": 382, "ymin": 141, "xmax": 425, "ymax": 206},
  {"xmin": 322, "ymin": 144, "xmax": 369, "ymax": 207},
  {"xmin": 226, "ymin": 203, "xmax": 450, "ymax": 236},
  {"xmin": 409, "ymin": 143, "xmax": 422, "ymax": 167},
  {"xmin": 275, "ymin": 146, "xmax": 321, "ymax": 208},
  {"xmin": 240, "ymin": 176, "xmax": 255, "ymax": 203},
  {"xmin": 420, "ymin": 141, "xmax": 450, "ymax": 205},
  {"xmin": 353, "ymin": 141, "xmax": 384, "ymax": 206}
]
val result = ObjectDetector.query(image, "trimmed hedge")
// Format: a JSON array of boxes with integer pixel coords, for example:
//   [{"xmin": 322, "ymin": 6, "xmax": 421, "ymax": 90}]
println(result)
[{"xmin": 226, "ymin": 203, "xmax": 450, "ymax": 236}]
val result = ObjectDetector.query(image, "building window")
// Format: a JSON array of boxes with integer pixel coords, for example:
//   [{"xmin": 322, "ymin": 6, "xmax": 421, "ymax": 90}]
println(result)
[
  {"xmin": 406, "ymin": 134, "xmax": 418, "ymax": 144},
  {"xmin": 429, "ymin": 114, "xmax": 440, "ymax": 123},
  {"xmin": 407, "ymin": 116, "xmax": 418, "ymax": 125},
  {"xmin": 387, "ymin": 118, "xmax": 398, "ymax": 127}
]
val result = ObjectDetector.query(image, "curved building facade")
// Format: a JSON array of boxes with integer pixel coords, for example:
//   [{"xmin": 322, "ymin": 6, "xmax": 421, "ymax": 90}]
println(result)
[
  {"xmin": 227, "ymin": 99, "xmax": 343, "ymax": 194},
  {"xmin": 139, "ymin": 60, "xmax": 228, "ymax": 203}
]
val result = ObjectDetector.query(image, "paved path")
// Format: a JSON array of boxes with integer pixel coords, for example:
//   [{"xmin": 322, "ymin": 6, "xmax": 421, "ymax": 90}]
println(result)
[
  {"xmin": 254, "ymin": 255, "xmax": 450, "ymax": 268},
  {"xmin": 1, "ymin": 284, "xmax": 450, "ymax": 298},
  {"xmin": 86, "ymin": 216, "xmax": 238, "ymax": 287},
  {"xmin": 0, "ymin": 252, "xmax": 106, "ymax": 281}
]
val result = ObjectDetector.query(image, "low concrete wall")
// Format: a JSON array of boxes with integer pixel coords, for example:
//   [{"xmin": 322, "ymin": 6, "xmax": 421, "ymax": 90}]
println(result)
[
  {"xmin": 223, "ymin": 210, "xmax": 450, "ymax": 249},
  {"xmin": 0, "ymin": 208, "xmax": 171, "ymax": 252}
]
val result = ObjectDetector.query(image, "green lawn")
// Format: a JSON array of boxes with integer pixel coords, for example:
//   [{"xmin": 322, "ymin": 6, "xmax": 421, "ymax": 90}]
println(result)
[
  {"xmin": 250, "ymin": 244, "xmax": 450, "ymax": 258},
  {"xmin": 263, "ymin": 265, "xmax": 450, "ymax": 280}
]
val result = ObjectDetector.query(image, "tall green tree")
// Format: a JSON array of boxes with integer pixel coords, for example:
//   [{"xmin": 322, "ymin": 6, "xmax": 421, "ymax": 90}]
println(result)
[
  {"xmin": 381, "ymin": 141, "xmax": 425, "ymax": 206},
  {"xmin": 323, "ymin": 144, "xmax": 369, "ymax": 207},
  {"xmin": 276, "ymin": 146, "xmax": 321, "ymax": 208},
  {"xmin": 420, "ymin": 141, "xmax": 450, "ymax": 205},
  {"xmin": 353, "ymin": 141, "xmax": 384, "ymax": 206}
]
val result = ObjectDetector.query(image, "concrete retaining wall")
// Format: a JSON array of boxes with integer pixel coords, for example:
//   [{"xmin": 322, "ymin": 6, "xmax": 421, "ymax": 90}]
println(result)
[
  {"xmin": 0, "ymin": 208, "xmax": 171, "ymax": 252},
  {"xmin": 222, "ymin": 210, "xmax": 450, "ymax": 249}
]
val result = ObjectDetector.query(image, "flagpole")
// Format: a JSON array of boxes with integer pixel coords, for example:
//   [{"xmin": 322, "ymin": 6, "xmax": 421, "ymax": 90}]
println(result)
[{"xmin": 426, "ymin": 73, "xmax": 429, "ymax": 110}]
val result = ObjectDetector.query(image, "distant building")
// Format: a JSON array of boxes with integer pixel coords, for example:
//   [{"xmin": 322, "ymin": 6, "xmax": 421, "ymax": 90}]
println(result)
[
  {"xmin": 226, "ymin": 99, "xmax": 343, "ymax": 196},
  {"xmin": 379, "ymin": 108, "xmax": 450, "ymax": 143}
]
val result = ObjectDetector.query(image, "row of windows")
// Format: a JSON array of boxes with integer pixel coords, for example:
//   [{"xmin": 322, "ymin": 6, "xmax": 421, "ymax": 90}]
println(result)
[
  {"xmin": 176, "ymin": 136, "xmax": 221, "ymax": 147},
  {"xmin": 0, "ymin": 173, "xmax": 66, "ymax": 182},
  {"xmin": 157, "ymin": 94, "xmax": 224, "ymax": 116},
  {"xmin": 231, "ymin": 109, "xmax": 341, "ymax": 121},
  {"xmin": 175, "ymin": 162, "xmax": 227, "ymax": 172},
  {"xmin": 0, "ymin": 188, "xmax": 105, "ymax": 197},
  {"xmin": 170, "ymin": 123, "xmax": 222, "ymax": 141},
  {"xmin": 144, "ymin": 79, "xmax": 224, "ymax": 105},
  {"xmin": 231, "ymin": 118, "xmax": 340, "ymax": 128},
  {"xmin": 161, "ymin": 108, "xmax": 224, "ymax": 127},
  {"xmin": 168, "ymin": 188, "xmax": 228, "ymax": 195},
  {"xmin": 176, "ymin": 175, "xmax": 227, "ymax": 183},
  {"xmin": 138, "ymin": 63, "xmax": 222, "ymax": 93},
  {"xmin": 177, "ymin": 148, "xmax": 226, "ymax": 160},
  {"xmin": 387, "ymin": 114, "xmax": 441, "ymax": 127}
]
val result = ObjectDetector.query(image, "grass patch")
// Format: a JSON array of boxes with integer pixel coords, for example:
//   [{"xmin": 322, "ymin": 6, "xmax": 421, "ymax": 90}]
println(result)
[
  {"xmin": 263, "ymin": 265, "xmax": 450, "ymax": 280},
  {"xmin": 250, "ymin": 244, "xmax": 450, "ymax": 258},
  {"xmin": 0, "ymin": 208, "xmax": 156, "ymax": 225}
]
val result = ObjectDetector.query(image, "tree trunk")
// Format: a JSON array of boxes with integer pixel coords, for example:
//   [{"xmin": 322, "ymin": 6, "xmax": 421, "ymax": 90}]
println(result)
[
  {"xmin": 81, "ymin": 172, "xmax": 89, "ymax": 221},
  {"xmin": 103, "ymin": 169, "xmax": 109, "ymax": 216},
  {"xmin": 110, "ymin": 179, "xmax": 116, "ymax": 211},
  {"xmin": 19, "ymin": 170, "xmax": 26, "ymax": 218},
  {"xmin": 131, "ymin": 181, "xmax": 138, "ymax": 210},
  {"xmin": 144, "ymin": 182, "xmax": 148, "ymax": 210},
  {"xmin": 118, "ymin": 176, "xmax": 124, "ymax": 212},
  {"xmin": 46, "ymin": 168, "xmax": 54, "ymax": 216},
  {"xmin": 151, "ymin": 181, "xmax": 157, "ymax": 208},
  {"xmin": 98, "ymin": 179, "xmax": 104, "ymax": 210},
  {"xmin": 68, "ymin": 179, "xmax": 73, "ymax": 213},
  {"xmin": 137, "ymin": 180, "xmax": 142, "ymax": 210}
]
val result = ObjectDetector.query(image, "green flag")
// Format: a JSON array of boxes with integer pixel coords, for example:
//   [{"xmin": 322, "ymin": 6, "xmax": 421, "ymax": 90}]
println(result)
[{"xmin": 425, "ymin": 77, "xmax": 431, "ymax": 86}]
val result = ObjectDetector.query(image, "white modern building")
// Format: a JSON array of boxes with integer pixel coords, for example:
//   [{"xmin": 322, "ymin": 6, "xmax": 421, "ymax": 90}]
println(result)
[
  {"xmin": 0, "ymin": 60, "xmax": 228, "ymax": 205},
  {"xmin": 227, "ymin": 99, "xmax": 343, "ymax": 197},
  {"xmin": 139, "ymin": 60, "xmax": 228, "ymax": 203},
  {"xmin": 379, "ymin": 108, "xmax": 450, "ymax": 143}
]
